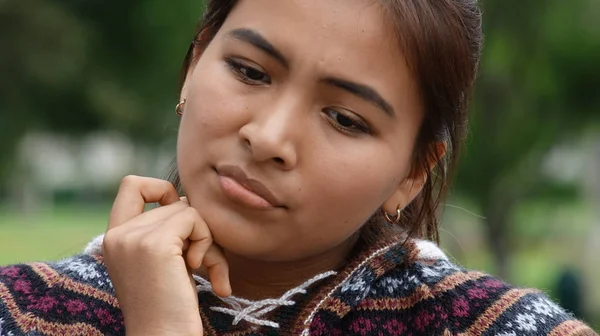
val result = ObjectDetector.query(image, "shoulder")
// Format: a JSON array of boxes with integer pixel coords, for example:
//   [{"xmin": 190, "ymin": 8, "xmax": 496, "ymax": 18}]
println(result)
[
  {"xmin": 0, "ymin": 254, "xmax": 123, "ymax": 336},
  {"xmin": 308, "ymin": 239, "xmax": 597, "ymax": 336}
]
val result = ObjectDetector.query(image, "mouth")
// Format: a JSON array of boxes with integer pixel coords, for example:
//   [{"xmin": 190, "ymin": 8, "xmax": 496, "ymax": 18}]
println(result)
[{"xmin": 214, "ymin": 165, "xmax": 285, "ymax": 210}]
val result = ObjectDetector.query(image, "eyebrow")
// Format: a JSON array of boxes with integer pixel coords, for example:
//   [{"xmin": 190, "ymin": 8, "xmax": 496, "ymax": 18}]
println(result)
[
  {"xmin": 226, "ymin": 28, "xmax": 395, "ymax": 118},
  {"xmin": 226, "ymin": 28, "xmax": 289, "ymax": 68},
  {"xmin": 322, "ymin": 78, "xmax": 395, "ymax": 117}
]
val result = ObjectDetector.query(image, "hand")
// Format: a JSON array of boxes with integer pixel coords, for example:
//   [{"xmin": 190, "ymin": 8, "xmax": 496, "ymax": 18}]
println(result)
[{"xmin": 103, "ymin": 176, "xmax": 231, "ymax": 336}]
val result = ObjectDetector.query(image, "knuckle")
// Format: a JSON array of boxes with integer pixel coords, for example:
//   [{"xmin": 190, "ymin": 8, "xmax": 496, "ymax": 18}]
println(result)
[
  {"xmin": 102, "ymin": 230, "xmax": 118, "ymax": 249},
  {"xmin": 103, "ymin": 229, "xmax": 138, "ymax": 252},
  {"xmin": 120, "ymin": 175, "xmax": 140, "ymax": 186},
  {"xmin": 120, "ymin": 175, "xmax": 175, "ymax": 194},
  {"xmin": 137, "ymin": 237, "xmax": 156, "ymax": 252},
  {"xmin": 150, "ymin": 178, "xmax": 175, "ymax": 193},
  {"xmin": 198, "ymin": 229, "xmax": 213, "ymax": 244},
  {"xmin": 173, "ymin": 207, "xmax": 197, "ymax": 223},
  {"xmin": 160, "ymin": 179, "xmax": 175, "ymax": 190},
  {"xmin": 119, "ymin": 175, "xmax": 141, "ymax": 191},
  {"xmin": 102, "ymin": 232, "xmax": 126, "ymax": 259},
  {"xmin": 184, "ymin": 207, "xmax": 199, "ymax": 217}
]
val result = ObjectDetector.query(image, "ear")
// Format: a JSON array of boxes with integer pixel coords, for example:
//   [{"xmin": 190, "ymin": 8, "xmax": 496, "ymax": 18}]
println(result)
[{"xmin": 381, "ymin": 142, "xmax": 447, "ymax": 214}]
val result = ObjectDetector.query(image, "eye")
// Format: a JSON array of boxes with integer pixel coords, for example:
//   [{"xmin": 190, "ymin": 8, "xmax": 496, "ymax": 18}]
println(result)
[
  {"xmin": 323, "ymin": 108, "xmax": 371, "ymax": 135},
  {"xmin": 225, "ymin": 58, "xmax": 271, "ymax": 85}
]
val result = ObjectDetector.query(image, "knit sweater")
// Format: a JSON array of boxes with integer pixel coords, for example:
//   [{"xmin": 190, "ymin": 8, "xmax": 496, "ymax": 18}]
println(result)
[{"xmin": 0, "ymin": 233, "xmax": 596, "ymax": 336}]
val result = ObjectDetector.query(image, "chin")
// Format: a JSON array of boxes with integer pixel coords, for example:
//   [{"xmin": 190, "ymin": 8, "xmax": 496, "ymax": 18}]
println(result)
[
  {"xmin": 193, "ymin": 206, "xmax": 270, "ymax": 257},
  {"xmin": 214, "ymin": 232, "xmax": 279, "ymax": 261},
  {"xmin": 209, "ymin": 222, "xmax": 300, "ymax": 262}
]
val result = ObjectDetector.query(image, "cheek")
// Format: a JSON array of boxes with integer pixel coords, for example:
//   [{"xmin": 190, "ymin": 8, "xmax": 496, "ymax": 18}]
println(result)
[
  {"xmin": 281, "ymin": 144, "xmax": 409, "ymax": 255},
  {"xmin": 298, "ymin": 143, "xmax": 409, "ymax": 229},
  {"xmin": 177, "ymin": 60, "xmax": 252, "ymax": 164},
  {"xmin": 181, "ymin": 67, "xmax": 247, "ymax": 138}
]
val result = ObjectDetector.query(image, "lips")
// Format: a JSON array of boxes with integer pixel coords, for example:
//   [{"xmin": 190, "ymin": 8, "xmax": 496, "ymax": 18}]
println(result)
[{"xmin": 215, "ymin": 165, "xmax": 284, "ymax": 209}]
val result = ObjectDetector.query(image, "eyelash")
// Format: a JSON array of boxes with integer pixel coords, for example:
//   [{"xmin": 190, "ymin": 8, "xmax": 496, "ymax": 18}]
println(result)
[
  {"xmin": 323, "ymin": 108, "xmax": 372, "ymax": 135},
  {"xmin": 225, "ymin": 58, "xmax": 271, "ymax": 85},
  {"xmin": 224, "ymin": 57, "xmax": 372, "ymax": 136}
]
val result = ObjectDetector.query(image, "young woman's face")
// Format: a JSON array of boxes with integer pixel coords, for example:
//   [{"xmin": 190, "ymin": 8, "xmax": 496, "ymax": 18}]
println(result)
[{"xmin": 177, "ymin": 0, "xmax": 424, "ymax": 261}]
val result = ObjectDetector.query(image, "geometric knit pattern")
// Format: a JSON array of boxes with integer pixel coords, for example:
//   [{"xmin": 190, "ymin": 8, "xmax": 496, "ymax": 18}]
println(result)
[{"xmin": 1, "ymin": 234, "xmax": 597, "ymax": 335}]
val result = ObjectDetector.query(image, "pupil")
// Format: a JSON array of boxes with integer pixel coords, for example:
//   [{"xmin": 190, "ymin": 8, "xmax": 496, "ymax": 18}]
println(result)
[
  {"xmin": 246, "ymin": 68, "xmax": 263, "ymax": 80},
  {"xmin": 337, "ymin": 114, "xmax": 354, "ymax": 127}
]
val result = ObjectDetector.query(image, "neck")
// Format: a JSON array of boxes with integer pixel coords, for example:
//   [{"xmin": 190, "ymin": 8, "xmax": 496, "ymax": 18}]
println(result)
[{"xmin": 222, "ymin": 235, "xmax": 359, "ymax": 300}]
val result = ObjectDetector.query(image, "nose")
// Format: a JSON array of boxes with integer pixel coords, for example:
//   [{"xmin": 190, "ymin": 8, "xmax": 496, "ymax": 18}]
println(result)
[{"xmin": 238, "ymin": 101, "xmax": 300, "ymax": 170}]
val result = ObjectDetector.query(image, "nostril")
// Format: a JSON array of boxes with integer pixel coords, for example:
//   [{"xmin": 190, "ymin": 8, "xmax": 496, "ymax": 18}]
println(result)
[{"xmin": 273, "ymin": 157, "xmax": 284, "ymax": 165}]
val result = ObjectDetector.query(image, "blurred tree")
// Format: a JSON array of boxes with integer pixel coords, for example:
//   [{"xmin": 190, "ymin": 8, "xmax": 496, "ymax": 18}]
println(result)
[
  {"xmin": 0, "ymin": 0, "xmax": 204, "ymax": 184},
  {"xmin": 0, "ymin": 0, "xmax": 91, "ymax": 181},
  {"xmin": 555, "ymin": 268, "xmax": 584, "ymax": 320},
  {"xmin": 456, "ymin": 0, "xmax": 600, "ymax": 278}
]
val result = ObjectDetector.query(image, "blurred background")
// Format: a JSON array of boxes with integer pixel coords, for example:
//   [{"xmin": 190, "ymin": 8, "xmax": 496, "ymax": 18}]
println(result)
[{"xmin": 0, "ymin": 0, "xmax": 599, "ymax": 328}]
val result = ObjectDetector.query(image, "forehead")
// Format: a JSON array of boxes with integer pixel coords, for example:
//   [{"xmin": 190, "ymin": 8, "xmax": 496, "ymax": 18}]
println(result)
[
  {"xmin": 217, "ymin": 0, "xmax": 420, "ymax": 119},
  {"xmin": 221, "ymin": 0, "xmax": 398, "ymax": 62}
]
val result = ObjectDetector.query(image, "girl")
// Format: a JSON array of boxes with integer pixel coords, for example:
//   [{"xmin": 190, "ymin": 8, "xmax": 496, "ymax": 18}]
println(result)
[{"xmin": 1, "ymin": 0, "xmax": 596, "ymax": 335}]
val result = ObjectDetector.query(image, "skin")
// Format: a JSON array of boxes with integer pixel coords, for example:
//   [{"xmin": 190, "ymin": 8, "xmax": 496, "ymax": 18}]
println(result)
[
  {"xmin": 103, "ymin": 0, "xmax": 435, "ymax": 334},
  {"xmin": 178, "ymin": 0, "xmax": 426, "ymax": 292}
]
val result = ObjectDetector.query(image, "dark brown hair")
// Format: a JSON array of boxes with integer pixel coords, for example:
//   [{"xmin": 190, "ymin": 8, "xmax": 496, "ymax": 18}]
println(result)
[{"xmin": 171, "ymin": 0, "xmax": 483, "ymax": 244}]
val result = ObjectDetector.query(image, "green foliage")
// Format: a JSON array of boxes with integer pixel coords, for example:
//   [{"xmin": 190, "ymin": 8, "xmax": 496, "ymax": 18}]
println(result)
[
  {"xmin": 460, "ymin": 0, "xmax": 600, "ymax": 199},
  {"xmin": 454, "ymin": 0, "xmax": 600, "ymax": 277},
  {"xmin": 0, "ymin": 0, "xmax": 205, "ymax": 181}
]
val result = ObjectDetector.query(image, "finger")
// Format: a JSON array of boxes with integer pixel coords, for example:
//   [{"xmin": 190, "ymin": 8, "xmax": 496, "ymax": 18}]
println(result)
[
  {"xmin": 182, "ymin": 211, "xmax": 230, "ymax": 297},
  {"xmin": 188, "ymin": 243, "xmax": 230, "ymax": 297},
  {"xmin": 143, "ymin": 207, "xmax": 208, "ymax": 256},
  {"xmin": 103, "ymin": 214, "xmax": 166, "ymax": 250},
  {"xmin": 109, "ymin": 176, "xmax": 180, "ymax": 230},
  {"xmin": 150, "ymin": 208, "xmax": 231, "ymax": 297},
  {"xmin": 203, "ymin": 244, "xmax": 231, "ymax": 298},
  {"xmin": 186, "ymin": 227, "xmax": 213, "ymax": 270},
  {"xmin": 152, "ymin": 208, "xmax": 211, "ymax": 259},
  {"xmin": 107, "ymin": 201, "xmax": 188, "ymax": 235}
]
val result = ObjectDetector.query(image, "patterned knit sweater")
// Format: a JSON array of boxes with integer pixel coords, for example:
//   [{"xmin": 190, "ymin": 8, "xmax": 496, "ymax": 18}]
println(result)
[{"xmin": 0, "ymin": 234, "xmax": 596, "ymax": 336}]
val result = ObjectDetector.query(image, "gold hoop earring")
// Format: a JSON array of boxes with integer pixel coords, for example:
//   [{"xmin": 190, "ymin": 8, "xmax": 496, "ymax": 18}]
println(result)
[
  {"xmin": 383, "ymin": 204, "xmax": 403, "ymax": 224},
  {"xmin": 175, "ymin": 99, "xmax": 186, "ymax": 116}
]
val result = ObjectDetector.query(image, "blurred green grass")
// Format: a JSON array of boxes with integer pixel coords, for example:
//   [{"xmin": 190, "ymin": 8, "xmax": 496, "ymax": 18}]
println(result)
[{"xmin": 0, "ymin": 206, "xmax": 108, "ymax": 265}]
